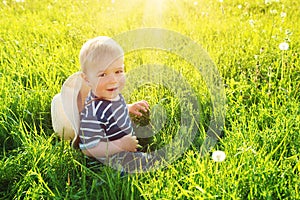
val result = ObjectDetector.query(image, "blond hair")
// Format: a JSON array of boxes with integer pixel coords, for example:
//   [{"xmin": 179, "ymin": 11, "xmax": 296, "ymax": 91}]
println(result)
[{"xmin": 79, "ymin": 36, "xmax": 124, "ymax": 73}]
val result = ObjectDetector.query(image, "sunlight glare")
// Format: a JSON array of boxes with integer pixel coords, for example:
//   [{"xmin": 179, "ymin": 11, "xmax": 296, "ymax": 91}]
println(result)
[{"xmin": 142, "ymin": 0, "xmax": 166, "ymax": 27}]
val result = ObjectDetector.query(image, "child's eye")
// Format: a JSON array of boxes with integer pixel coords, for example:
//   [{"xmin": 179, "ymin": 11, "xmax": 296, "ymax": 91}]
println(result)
[
  {"xmin": 115, "ymin": 70, "xmax": 124, "ymax": 74},
  {"xmin": 98, "ymin": 73, "xmax": 106, "ymax": 77}
]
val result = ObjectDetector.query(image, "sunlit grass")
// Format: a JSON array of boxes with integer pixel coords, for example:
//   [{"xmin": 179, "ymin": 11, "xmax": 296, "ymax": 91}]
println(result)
[{"xmin": 1, "ymin": 0, "xmax": 300, "ymax": 199}]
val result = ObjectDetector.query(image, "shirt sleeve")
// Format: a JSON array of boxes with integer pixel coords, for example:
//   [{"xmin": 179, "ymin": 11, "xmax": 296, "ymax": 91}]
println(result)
[{"xmin": 79, "ymin": 115, "xmax": 108, "ymax": 150}]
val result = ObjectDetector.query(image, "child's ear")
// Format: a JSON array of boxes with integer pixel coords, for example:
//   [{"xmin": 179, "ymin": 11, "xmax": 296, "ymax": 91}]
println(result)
[
  {"xmin": 81, "ymin": 72, "xmax": 92, "ymax": 88},
  {"xmin": 81, "ymin": 72, "xmax": 90, "ymax": 85}
]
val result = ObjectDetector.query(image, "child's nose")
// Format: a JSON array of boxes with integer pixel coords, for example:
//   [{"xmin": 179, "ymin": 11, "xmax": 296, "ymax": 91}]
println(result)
[{"xmin": 108, "ymin": 74, "xmax": 118, "ymax": 83}]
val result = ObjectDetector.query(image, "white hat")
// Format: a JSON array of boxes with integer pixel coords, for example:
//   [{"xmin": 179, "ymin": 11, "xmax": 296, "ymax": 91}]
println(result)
[{"xmin": 51, "ymin": 72, "xmax": 90, "ymax": 148}]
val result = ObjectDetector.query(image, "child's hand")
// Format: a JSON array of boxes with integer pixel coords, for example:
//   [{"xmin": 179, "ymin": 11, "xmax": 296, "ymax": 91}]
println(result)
[
  {"xmin": 127, "ymin": 100, "xmax": 149, "ymax": 116},
  {"xmin": 119, "ymin": 135, "xmax": 139, "ymax": 152}
]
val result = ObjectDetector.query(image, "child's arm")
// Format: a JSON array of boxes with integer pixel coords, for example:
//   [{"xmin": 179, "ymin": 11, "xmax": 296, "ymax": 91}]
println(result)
[
  {"xmin": 81, "ymin": 135, "xmax": 138, "ymax": 158},
  {"xmin": 81, "ymin": 100, "xmax": 149, "ymax": 158}
]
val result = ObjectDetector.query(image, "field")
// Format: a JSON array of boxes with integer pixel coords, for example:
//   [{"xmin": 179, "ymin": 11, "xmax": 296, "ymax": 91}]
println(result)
[{"xmin": 1, "ymin": 0, "xmax": 300, "ymax": 199}]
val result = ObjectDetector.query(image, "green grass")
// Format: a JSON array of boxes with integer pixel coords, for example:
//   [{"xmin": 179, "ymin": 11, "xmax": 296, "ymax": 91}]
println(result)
[{"xmin": 1, "ymin": 0, "xmax": 300, "ymax": 199}]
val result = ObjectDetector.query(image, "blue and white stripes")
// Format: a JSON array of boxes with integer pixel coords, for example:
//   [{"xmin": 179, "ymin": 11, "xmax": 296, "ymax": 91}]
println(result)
[{"xmin": 79, "ymin": 91, "xmax": 133, "ymax": 150}]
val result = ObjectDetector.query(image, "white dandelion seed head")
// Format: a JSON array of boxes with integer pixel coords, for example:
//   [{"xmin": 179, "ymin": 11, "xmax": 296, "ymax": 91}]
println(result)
[
  {"xmin": 280, "ymin": 12, "xmax": 287, "ymax": 18},
  {"xmin": 249, "ymin": 19, "xmax": 255, "ymax": 27},
  {"xmin": 219, "ymin": 0, "xmax": 223, "ymax": 3},
  {"xmin": 265, "ymin": 0, "xmax": 280, "ymax": 4},
  {"xmin": 237, "ymin": 4, "xmax": 242, "ymax": 9},
  {"xmin": 194, "ymin": 1, "xmax": 198, "ymax": 6},
  {"xmin": 260, "ymin": 47, "xmax": 265, "ymax": 53},
  {"xmin": 279, "ymin": 42, "xmax": 289, "ymax": 51},
  {"xmin": 270, "ymin": 9, "xmax": 277, "ymax": 14},
  {"xmin": 212, "ymin": 151, "xmax": 226, "ymax": 162}
]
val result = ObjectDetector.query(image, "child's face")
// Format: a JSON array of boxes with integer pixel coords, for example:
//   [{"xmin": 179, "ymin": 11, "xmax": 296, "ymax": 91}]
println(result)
[{"xmin": 84, "ymin": 58, "xmax": 125, "ymax": 100}]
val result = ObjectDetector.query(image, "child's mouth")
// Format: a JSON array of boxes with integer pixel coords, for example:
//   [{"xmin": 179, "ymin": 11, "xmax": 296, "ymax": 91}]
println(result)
[{"xmin": 107, "ymin": 87, "xmax": 117, "ymax": 92}]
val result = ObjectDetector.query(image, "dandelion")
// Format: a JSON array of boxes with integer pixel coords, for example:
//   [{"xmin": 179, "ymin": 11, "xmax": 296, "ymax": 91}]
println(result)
[
  {"xmin": 249, "ymin": 19, "xmax": 255, "ymax": 27},
  {"xmin": 219, "ymin": 0, "xmax": 223, "ymax": 3},
  {"xmin": 270, "ymin": 9, "xmax": 277, "ymax": 14},
  {"xmin": 280, "ymin": 12, "xmax": 287, "ymax": 18},
  {"xmin": 212, "ymin": 151, "xmax": 226, "ymax": 162},
  {"xmin": 279, "ymin": 42, "xmax": 289, "ymax": 80},
  {"xmin": 265, "ymin": 0, "xmax": 280, "ymax": 4},
  {"xmin": 15, "ymin": 0, "xmax": 25, "ymax": 2},
  {"xmin": 193, "ymin": 1, "xmax": 198, "ymax": 6},
  {"xmin": 279, "ymin": 42, "xmax": 289, "ymax": 51},
  {"xmin": 237, "ymin": 4, "xmax": 242, "ymax": 9}
]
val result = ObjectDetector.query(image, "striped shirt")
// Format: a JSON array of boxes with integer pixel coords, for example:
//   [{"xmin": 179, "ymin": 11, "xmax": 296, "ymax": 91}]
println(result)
[{"xmin": 79, "ymin": 91, "xmax": 133, "ymax": 150}]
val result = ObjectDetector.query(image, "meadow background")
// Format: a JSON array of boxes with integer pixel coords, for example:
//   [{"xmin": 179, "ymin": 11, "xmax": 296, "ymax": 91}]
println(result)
[{"xmin": 1, "ymin": 0, "xmax": 300, "ymax": 199}]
